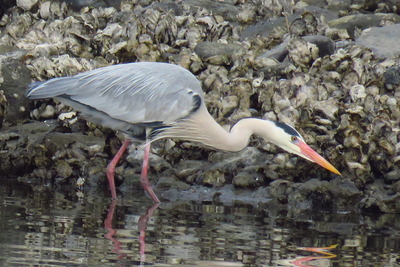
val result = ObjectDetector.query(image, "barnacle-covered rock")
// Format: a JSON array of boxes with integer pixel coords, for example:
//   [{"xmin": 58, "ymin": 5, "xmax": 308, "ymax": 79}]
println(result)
[
  {"xmin": 16, "ymin": 0, "xmax": 37, "ymax": 11},
  {"xmin": 184, "ymin": 0, "xmax": 240, "ymax": 22},
  {"xmin": 0, "ymin": 0, "xmax": 399, "ymax": 212},
  {"xmin": 287, "ymin": 38, "xmax": 319, "ymax": 68},
  {"xmin": 287, "ymin": 178, "xmax": 362, "ymax": 211}
]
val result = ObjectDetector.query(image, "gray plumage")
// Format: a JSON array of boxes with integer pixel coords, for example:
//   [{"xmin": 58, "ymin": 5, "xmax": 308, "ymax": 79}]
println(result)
[
  {"xmin": 27, "ymin": 61, "xmax": 341, "ymax": 201},
  {"xmin": 27, "ymin": 62, "xmax": 204, "ymax": 138}
]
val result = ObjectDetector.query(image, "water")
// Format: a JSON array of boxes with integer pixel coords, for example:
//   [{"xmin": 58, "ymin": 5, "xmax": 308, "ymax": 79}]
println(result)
[{"xmin": 0, "ymin": 177, "xmax": 399, "ymax": 267}]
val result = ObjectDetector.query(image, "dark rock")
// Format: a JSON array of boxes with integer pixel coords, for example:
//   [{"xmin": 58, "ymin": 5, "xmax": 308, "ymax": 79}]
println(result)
[
  {"xmin": 0, "ymin": 46, "xmax": 31, "ymax": 127},
  {"xmin": 326, "ymin": 0, "xmax": 400, "ymax": 14},
  {"xmin": 173, "ymin": 160, "xmax": 207, "ymax": 184},
  {"xmin": 126, "ymin": 147, "xmax": 172, "ymax": 174},
  {"xmin": 383, "ymin": 66, "xmax": 400, "ymax": 91},
  {"xmin": 355, "ymin": 24, "xmax": 400, "ymax": 59},
  {"xmin": 287, "ymin": 178, "xmax": 362, "ymax": 211},
  {"xmin": 62, "ymin": 0, "xmax": 122, "ymax": 10},
  {"xmin": 55, "ymin": 161, "xmax": 73, "ymax": 178},
  {"xmin": 184, "ymin": 0, "xmax": 239, "ymax": 22},
  {"xmin": 0, "ymin": 120, "xmax": 58, "ymax": 176},
  {"xmin": 240, "ymin": 6, "xmax": 338, "ymax": 40},
  {"xmin": 240, "ymin": 16, "xmax": 287, "ymax": 40},
  {"xmin": 0, "ymin": 90, "xmax": 6, "ymax": 128},
  {"xmin": 203, "ymin": 169, "xmax": 225, "ymax": 187},
  {"xmin": 146, "ymin": 1, "xmax": 181, "ymax": 15},
  {"xmin": 303, "ymin": 35, "xmax": 336, "ymax": 57},
  {"xmin": 268, "ymin": 179, "xmax": 293, "ymax": 203},
  {"xmin": 361, "ymin": 180, "xmax": 400, "ymax": 213},
  {"xmin": 156, "ymin": 176, "xmax": 191, "ymax": 191},
  {"xmin": 44, "ymin": 132, "xmax": 105, "ymax": 153},
  {"xmin": 0, "ymin": 0, "xmax": 16, "ymax": 18},
  {"xmin": 232, "ymin": 169, "xmax": 265, "ymax": 188},
  {"xmin": 257, "ymin": 35, "xmax": 335, "ymax": 63},
  {"xmin": 328, "ymin": 13, "xmax": 400, "ymax": 37},
  {"xmin": 194, "ymin": 42, "xmax": 245, "ymax": 65}
]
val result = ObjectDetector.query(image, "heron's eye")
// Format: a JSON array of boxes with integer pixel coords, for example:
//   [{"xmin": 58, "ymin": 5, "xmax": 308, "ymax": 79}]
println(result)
[{"xmin": 291, "ymin": 136, "xmax": 298, "ymax": 142}]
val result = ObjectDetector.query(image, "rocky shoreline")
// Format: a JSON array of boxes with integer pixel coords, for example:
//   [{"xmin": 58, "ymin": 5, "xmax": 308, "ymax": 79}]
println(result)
[{"xmin": 0, "ymin": 0, "xmax": 399, "ymax": 212}]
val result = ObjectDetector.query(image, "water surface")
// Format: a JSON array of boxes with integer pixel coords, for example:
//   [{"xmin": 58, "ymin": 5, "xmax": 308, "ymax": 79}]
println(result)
[{"xmin": 0, "ymin": 177, "xmax": 399, "ymax": 266}]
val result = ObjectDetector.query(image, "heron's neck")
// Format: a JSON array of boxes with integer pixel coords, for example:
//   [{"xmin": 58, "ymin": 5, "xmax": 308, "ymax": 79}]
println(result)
[
  {"xmin": 222, "ymin": 117, "xmax": 275, "ymax": 151},
  {"xmin": 163, "ymin": 107, "xmax": 274, "ymax": 152}
]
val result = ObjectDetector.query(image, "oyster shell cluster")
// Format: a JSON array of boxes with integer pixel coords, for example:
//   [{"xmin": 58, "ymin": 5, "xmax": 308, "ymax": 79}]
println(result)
[{"xmin": 0, "ymin": 0, "xmax": 399, "ymax": 212}]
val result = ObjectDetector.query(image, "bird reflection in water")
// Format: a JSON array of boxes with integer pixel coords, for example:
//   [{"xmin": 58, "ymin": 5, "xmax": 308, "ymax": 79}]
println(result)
[
  {"xmin": 104, "ymin": 200, "xmax": 159, "ymax": 265},
  {"xmin": 275, "ymin": 244, "xmax": 338, "ymax": 267}
]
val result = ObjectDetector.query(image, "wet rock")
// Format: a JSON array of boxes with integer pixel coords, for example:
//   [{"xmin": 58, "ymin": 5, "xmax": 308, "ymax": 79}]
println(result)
[
  {"xmin": 0, "ymin": 120, "xmax": 58, "ymax": 176},
  {"xmin": 184, "ymin": 0, "xmax": 239, "ymax": 22},
  {"xmin": 326, "ymin": 0, "xmax": 400, "ymax": 14},
  {"xmin": 194, "ymin": 41, "xmax": 245, "ymax": 65},
  {"xmin": 203, "ymin": 169, "xmax": 225, "ymax": 187},
  {"xmin": 0, "ymin": 90, "xmax": 6, "ymax": 128},
  {"xmin": 240, "ymin": 6, "xmax": 338, "ymax": 40},
  {"xmin": 256, "ymin": 35, "xmax": 335, "ymax": 64},
  {"xmin": 0, "ymin": 46, "xmax": 31, "ymax": 126},
  {"xmin": 268, "ymin": 179, "xmax": 293, "ymax": 203},
  {"xmin": 156, "ymin": 176, "xmax": 192, "ymax": 192},
  {"xmin": 126, "ymin": 146, "xmax": 172, "ymax": 174},
  {"xmin": 0, "ymin": 0, "xmax": 16, "ymax": 18},
  {"xmin": 361, "ymin": 180, "xmax": 400, "ymax": 213},
  {"xmin": 173, "ymin": 160, "xmax": 207, "ymax": 184},
  {"xmin": 300, "ymin": 5, "xmax": 338, "ymax": 22},
  {"xmin": 328, "ymin": 13, "xmax": 400, "ymax": 37},
  {"xmin": 208, "ymin": 147, "xmax": 268, "ymax": 172},
  {"xmin": 232, "ymin": 169, "xmax": 264, "ymax": 188},
  {"xmin": 63, "ymin": 0, "xmax": 122, "ymax": 10},
  {"xmin": 240, "ymin": 16, "xmax": 287, "ymax": 40},
  {"xmin": 303, "ymin": 35, "xmax": 336, "ymax": 57},
  {"xmin": 55, "ymin": 161, "xmax": 73, "ymax": 178},
  {"xmin": 355, "ymin": 24, "xmax": 400, "ymax": 59},
  {"xmin": 383, "ymin": 66, "xmax": 400, "ymax": 91},
  {"xmin": 288, "ymin": 178, "xmax": 362, "ymax": 211},
  {"xmin": 240, "ymin": 13, "xmax": 309, "ymax": 41},
  {"xmin": 161, "ymin": 184, "xmax": 270, "ymax": 204}
]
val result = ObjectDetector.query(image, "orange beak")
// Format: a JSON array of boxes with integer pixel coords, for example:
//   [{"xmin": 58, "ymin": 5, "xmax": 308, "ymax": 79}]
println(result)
[{"xmin": 296, "ymin": 139, "xmax": 341, "ymax": 175}]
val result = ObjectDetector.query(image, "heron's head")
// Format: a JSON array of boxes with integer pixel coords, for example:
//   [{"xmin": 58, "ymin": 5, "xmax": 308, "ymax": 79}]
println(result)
[{"xmin": 266, "ymin": 120, "xmax": 341, "ymax": 175}]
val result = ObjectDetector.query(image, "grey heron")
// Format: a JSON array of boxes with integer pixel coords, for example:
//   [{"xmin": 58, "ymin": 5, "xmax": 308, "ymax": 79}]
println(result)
[{"xmin": 27, "ymin": 62, "xmax": 341, "ymax": 202}]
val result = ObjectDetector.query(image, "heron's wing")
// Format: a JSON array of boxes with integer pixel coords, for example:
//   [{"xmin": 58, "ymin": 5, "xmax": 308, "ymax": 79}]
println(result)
[{"xmin": 27, "ymin": 62, "xmax": 204, "ymax": 125}]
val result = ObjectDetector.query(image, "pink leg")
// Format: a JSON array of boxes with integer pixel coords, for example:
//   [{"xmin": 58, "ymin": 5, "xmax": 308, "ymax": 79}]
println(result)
[
  {"xmin": 107, "ymin": 139, "xmax": 131, "ymax": 199},
  {"xmin": 141, "ymin": 143, "xmax": 160, "ymax": 203}
]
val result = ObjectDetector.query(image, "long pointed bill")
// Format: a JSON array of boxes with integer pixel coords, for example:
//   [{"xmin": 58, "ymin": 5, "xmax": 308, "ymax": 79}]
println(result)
[{"xmin": 296, "ymin": 140, "xmax": 341, "ymax": 175}]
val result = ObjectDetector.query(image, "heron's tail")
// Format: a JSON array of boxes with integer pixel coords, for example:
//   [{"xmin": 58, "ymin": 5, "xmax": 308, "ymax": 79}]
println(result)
[
  {"xmin": 26, "ymin": 77, "xmax": 71, "ymax": 99},
  {"xmin": 26, "ymin": 81, "xmax": 46, "ymax": 98}
]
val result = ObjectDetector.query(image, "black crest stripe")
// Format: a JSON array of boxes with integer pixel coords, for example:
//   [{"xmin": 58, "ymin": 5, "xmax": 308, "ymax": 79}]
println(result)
[{"xmin": 273, "ymin": 121, "xmax": 301, "ymax": 137}]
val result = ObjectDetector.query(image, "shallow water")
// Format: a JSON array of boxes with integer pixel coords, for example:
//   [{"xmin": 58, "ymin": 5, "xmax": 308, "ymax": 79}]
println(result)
[{"xmin": 0, "ymin": 177, "xmax": 399, "ymax": 267}]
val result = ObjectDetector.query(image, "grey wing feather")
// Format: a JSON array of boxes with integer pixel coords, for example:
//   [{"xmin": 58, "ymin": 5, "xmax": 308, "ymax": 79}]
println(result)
[{"xmin": 27, "ymin": 62, "xmax": 204, "ymax": 125}]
